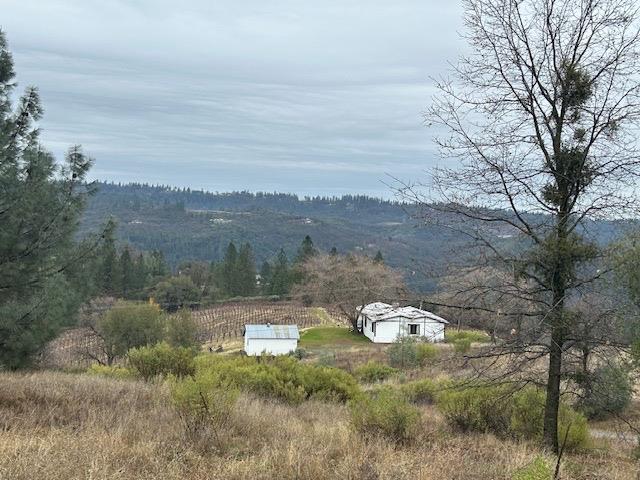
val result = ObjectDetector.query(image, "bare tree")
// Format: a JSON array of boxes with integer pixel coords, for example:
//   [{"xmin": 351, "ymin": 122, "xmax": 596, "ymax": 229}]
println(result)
[
  {"xmin": 292, "ymin": 254, "xmax": 408, "ymax": 330},
  {"xmin": 399, "ymin": 0, "xmax": 640, "ymax": 452}
]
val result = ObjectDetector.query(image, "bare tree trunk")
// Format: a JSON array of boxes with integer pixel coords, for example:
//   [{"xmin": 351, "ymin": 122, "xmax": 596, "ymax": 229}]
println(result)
[{"xmin": 543, "ymin": 323, "xmax": 563, "ymax": 452}]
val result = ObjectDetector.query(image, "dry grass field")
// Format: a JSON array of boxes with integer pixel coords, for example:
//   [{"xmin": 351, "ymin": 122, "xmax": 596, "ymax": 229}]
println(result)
[{"xmin": 0, "ymin": 371, "xmax": 637, "ymax": 480}]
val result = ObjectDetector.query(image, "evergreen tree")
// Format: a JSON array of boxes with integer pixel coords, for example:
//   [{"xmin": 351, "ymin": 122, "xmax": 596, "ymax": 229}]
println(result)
[
  {"xmin": 222, "ymin": 241, "xmax": 239, "ymax": 296},
  {"xmin": 259, "ymin": 260, "xmax": 273, "ymax": 292},
  {"xmin": 0, "ymin": 30, "xmax": 94, "ymax": 368},
  {"xmin": 100, "ymin": 218, "xmax": 119, "ymax": 294},
  {"xmin": 237, "ymin": 243, "xmax": 257, "ymax": 296},
  {"xmin": 119, "ymin": 247, "xmax": 134, "ymax": 297},
  {"xmin": 269, "ymin": 249, "xmax": 291, "ymax": 296},
  {"xmin": 296, "ymin": 235, "xmax": 317, "ymax": 263},
  {"xmin": 149, "ymin": 250, "xmax": 169, "ymax": 278},
  {"xmin": 373, "ymin": 250, "xmax": 384, "ymax": 264},
  {"xmin": 132, "ymin": 253, "xmax": 148, "ymax": 297},
  {"xmin": 329, "ymin": 246, "xmax": 338, "ymax": 256}
]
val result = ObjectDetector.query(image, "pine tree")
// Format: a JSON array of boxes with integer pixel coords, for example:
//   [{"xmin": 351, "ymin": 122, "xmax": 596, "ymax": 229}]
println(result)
[
  {"xmin": 373, "ymin": 250, "xmax": 384, "ymax": 264},
  {"xmin": 237, "ymin": 243, "xmax": 257, "ymax": 296},
  {"xmin": 269, "ymin": 249, "xmax": 291, "ymax": 296},
  {"xmin": 329, "ymin": 246, "xmax": 338, "ymax": 256},
  {"xmin": 222, "ymin": 241, "xmax": 238, "ymax": 296},
  {"xmin": 150, "ymin": 250, "xmax": 169, "ymax": 278},
  {"xmin": 0, "ymin": 30, "xmax": 94, "ymax": 368},
  {"xmin": 259, "ymin": 261, "xmax": 273, "ymax": 292},
  {"xmin": 132, "ymin": 253, "xmax": 148, "ymax": 297},
  {"xmin": 119, "ymin": 247, "xmax": 134, "ymax": 297},
  {"xmin": 100, "ymin": 218, "xmax": 119, "ymax": 294},
  {"xmin": 296, "ymin": 235, "xmax": 317, "ymax": 264}
]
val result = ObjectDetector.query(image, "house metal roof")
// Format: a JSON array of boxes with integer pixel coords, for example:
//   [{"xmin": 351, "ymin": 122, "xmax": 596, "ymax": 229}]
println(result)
[
  {"xmin": 358, "ymin": 302, "xmax": 449, "ymax": 324},
  {"xmin": 244, "ymin": 324, "xmax": 300, "ymax": 339}
]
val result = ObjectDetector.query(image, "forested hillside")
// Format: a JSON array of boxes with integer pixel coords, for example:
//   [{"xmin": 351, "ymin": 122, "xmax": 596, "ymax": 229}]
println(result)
[{"xmin": 80, "ymin": 182, "xmax": 628, "ymax": 291}]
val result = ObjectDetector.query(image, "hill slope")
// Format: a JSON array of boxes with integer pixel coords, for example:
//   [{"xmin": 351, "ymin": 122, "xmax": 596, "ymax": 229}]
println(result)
[{"xmin": 79, "ymin": 182, "xmax": 627, "ymax": 291}]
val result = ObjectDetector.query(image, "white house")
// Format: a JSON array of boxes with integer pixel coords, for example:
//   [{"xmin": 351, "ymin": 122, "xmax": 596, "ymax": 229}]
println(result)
[
  {"xmin": 243, "ymin": 324, "xmax": 299, "ymax": 356},
  {"xmin": 357, "ymin": 302, "xmax": 448, "ymax": 343}
]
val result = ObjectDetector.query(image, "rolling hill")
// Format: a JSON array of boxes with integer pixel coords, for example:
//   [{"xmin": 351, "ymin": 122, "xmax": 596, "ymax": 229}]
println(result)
[{"xmin": 79, "ymin": 182, "xmax": 628, "ymax": 291}]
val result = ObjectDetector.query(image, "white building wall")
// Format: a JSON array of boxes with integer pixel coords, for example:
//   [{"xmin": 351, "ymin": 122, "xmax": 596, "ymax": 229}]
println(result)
[
  {"xmin": 360, "ymin": 314, "xmax": 446, "ymax": 344},
  {"xmin": 244, "ymin": 337, "xmax": 298, "ymax": 356}
]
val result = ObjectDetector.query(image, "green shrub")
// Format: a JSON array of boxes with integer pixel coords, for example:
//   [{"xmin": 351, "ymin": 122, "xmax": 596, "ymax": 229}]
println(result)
[
  {"xmin": 510, "ymin": 387, "xmax": 590, "ymax": 450},
  {"xmin": 170, "ymin": 373, "xmax": 239, "ymax": 449},
  {"xmin": 354, "ymin": 361, "xmax": 399, "ymax": 383},
  {"xmin": 290, "ymin": 348, "xmax": 308, "ymax": 360},
  {"xmin": 128, "ymin": 342, "xmax": 197, "ymax": 380},
  {"xmin": 349, "ymin": 388, "xmax": 420, "ymax": 443},
  {"xmin": 387, "ymin": 337, "xmax": 419, "ymax": 369},
  {"xmin": 86, "ymin": 364, "xmax": 135, "ymax": 380},
  {"xmin": 97, "ymin": 301, "xmax": 166, "ymax": 362},
  {"xmin": 438, "ymin": 384, "xmax": 590, "ymax": 450},
  {"xmin": 400, "ymin": 378, "xmax": 446, "ymax": 404},
  {"xmin": 453, "ymin": 338, "xmax": 472, "ymax": 353},
  {"xmin": 576, "ymin": 364, "xmax": 633, "ymax": 420},
  {"xmin": 416, "ymin": 343, "xmax": 438, "ymax": 365},
  {"xmin": 512, "ymin": 456, "xmax": 552, "ymax": 480},
  {"xmin": 437, "ymin": 384, "xmax": 513, "ymax": 434},
  {"xmin": 445, "ymin": 330, "xmax": 490, "ymax": 344},
  {"xmin": 165, "ymin": 308, "xmax": 199, "ymax": 348},
  {"xmin": 193, "ymin": 354, "xmax": 360, "ymax": 404},
  {"xmin": 510, "ymin": 387, "xmax": 545, "ymax": 439}
]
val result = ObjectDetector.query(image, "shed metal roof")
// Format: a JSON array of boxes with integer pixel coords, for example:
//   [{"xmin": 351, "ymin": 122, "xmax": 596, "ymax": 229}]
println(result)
[
  {"xmin": 358, "ymin": 302, "xmax": 449, "ymax": 324},
  {"xmin": 244, "ymin": 324, "xmax": 300, "ymax": 339}
]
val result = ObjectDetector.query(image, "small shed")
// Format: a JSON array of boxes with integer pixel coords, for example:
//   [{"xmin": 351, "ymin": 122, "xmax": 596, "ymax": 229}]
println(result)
[
  {"xmin": 357, "ymin": 302, "xmax": 448, "ymax": 344},
  {"xmin": 243, "ymin": 324, "xmax": 300, "ymax": 356}
]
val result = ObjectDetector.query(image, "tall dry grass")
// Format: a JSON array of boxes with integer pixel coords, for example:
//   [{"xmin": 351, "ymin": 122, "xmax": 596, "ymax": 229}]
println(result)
[{"xmin": 0, "ymin": 371, "xmax": 636, "ymax": 480}]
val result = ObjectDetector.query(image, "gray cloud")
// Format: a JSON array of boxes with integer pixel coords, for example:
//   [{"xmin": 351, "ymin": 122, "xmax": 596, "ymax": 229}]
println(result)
[{"xmin": 2, "ymin": 0, "xmax": 464, "ymax": 197}]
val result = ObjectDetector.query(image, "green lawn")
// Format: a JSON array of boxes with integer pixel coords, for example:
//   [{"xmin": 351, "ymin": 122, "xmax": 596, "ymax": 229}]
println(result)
[{"xmin": 299, "ymin": 326, "xmax": 371, "ymax": 348}]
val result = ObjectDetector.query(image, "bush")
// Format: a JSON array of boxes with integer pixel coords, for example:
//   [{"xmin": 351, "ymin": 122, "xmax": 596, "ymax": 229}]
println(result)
[
  {"xmin": 438, "ymin": 384, "xmax": 590, "ymax": 450},
  {"xmin": 453, "ymin": 338, "xmax": 472, "ymax": 353},
  {"xmin": 170, "ymin": 373, "xmax": 239, "ymax": 450},
  {"xmin": 153, "ymin": 275, "xmax": 201, "ymax": 312},
  {"xmin": 354, "ymin": 361, "xmax": 399, "ymax": 383},
  {"xmin": 416, "ymin": 343, "xmax": 438, "ymax": 365},
  {"xmin": 387, "ymin": 337, "xmax": 419, "ymax": 369},
  {"xmin": 128, "ymin": 342, "xmax": 197, "ymax": 380},
  {"xmin": 86, "ymin": 364, "xmax": 135, "ymax": 380},
  {"xmin": 445, "ymin": 330, "xmax": 490, "ymax": 344},
  {"xmin": 512, "ymin": 456, "xmax": 552, "ymax": 480},
  {"xmin": 165, "ymin": 308, "xmax": 199, "ymax": 348},
  {"xmin": 576, "ymin": 364, "xmax": 633, "ymax": 420},
  {"xmin": 400, "ymin": 378, "xmax": 448, "ymax": 404},
  {"xmin": 510, "ymin": 387, "xmax": 589, "ymax": 451},
  {"xmin": 438, "ymin": 384, "xmax": 513, "ymax": 434},
  {"xmin": 349, "ymin": 388, "xmax": 420, "ymax": 443},
  {"xmin": 290, "ymin": 348, "xmax": 308, "ymax": 360},
  {"xmin": 97, "ymin": 301, "xmax": 166, "ymax": 361},
  {"xmin": 193, "ymin": 355, "xmax": 360, "ymax": 404}
]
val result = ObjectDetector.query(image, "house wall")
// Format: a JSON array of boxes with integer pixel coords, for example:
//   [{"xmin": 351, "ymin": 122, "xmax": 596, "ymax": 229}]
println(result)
[
  {"xmin": 360, "ymin": 314, "xmax": 445, "ymax": 344},
  {"xmin": 244, "ymin": 337, "xmax": 298, "ymax": 356}
]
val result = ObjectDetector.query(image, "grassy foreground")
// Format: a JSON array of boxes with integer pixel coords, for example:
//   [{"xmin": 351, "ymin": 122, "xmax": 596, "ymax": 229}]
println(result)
[{"xmin": 0, "ymin": 371, "xmax": 636, "ymax": 479}]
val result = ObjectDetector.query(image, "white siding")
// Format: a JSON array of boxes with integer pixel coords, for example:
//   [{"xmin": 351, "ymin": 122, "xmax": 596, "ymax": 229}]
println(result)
[
  {"xmin": 360, "ymin": 314, "xmax": 445, "ymax": 344},
  {"xmin": 244, "ymin": 337, "xmax": 298, "ymax": 356}
]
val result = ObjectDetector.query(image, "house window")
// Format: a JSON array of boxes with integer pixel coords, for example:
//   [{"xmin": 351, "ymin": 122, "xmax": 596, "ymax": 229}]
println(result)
[
  {"xmin": 372, "ymin": 322, "xmax": 376, "ymax": 335},
  {"xmin": 364, "ymin": 317, "xmax": 368, "ymax": 328},
  {"xmin": 409, "ymin": 324, "xmax": 419, "ymax": 335}
]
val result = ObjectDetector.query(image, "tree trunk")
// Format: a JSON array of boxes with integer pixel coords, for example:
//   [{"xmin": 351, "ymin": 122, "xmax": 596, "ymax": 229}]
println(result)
[{"xmin": 543, "ymin": 324, "xmax": 563, "ymax": 453}]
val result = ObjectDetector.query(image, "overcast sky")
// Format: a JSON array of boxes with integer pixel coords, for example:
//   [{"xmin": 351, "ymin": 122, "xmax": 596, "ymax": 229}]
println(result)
[{"xmin": 2, "ymin": 0, "xmax": 465, "ymax": 197}]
